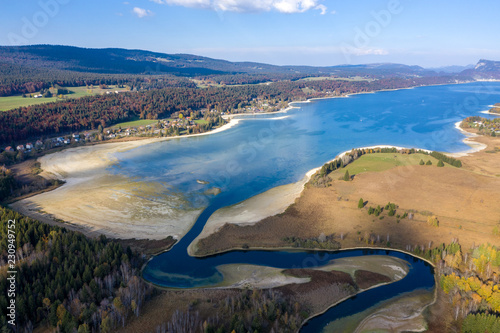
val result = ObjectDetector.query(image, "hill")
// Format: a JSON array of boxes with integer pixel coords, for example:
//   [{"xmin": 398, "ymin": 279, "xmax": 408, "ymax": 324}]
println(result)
[
  {"xmin": 460, "ymin": 59, "xmax": 500, "ymax": 79},
  {"xmin": 0, "ymin": 44, "xmax": 446, "ymax": 78}
]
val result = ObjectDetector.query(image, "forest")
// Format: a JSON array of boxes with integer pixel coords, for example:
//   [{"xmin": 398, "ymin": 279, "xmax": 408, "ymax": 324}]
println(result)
[
  {"xmin": 0, "ymin": 75, "xmax": 456, "ymax": 146},
  {"xmin": 0, "ymin": 207, "xmax": 154, "ymax": 333},
  {"xmin": 419, "ymin": 242, "xmax": 500, "ymax": 331},
  {"xmin": 0, "ymin": 62, "xmax": 197, "ymax": 97}
]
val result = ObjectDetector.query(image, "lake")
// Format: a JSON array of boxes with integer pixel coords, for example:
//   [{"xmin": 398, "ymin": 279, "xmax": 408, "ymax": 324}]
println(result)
[{"xmin": 130, "ymin": 82, "xmax": 499, "ymax": 330}]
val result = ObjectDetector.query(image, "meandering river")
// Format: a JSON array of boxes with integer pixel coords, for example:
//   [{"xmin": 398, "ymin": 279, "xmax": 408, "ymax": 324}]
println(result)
[{"xmin": 39, "ymin": 82, "xmax": 500, "ymax": 331}]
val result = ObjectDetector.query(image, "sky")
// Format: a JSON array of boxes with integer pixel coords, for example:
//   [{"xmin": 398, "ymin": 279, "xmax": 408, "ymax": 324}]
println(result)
[{"xmin": 1, "ymin": 0, "xmax": 500, "ymax": 67}]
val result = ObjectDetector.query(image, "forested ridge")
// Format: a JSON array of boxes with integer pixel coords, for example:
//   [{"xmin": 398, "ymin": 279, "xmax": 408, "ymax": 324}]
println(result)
[
  {"xmin": 0, "ymin": 75, "xmax": 455, "ymax": 145},
  {"xmin": 0, "ymin": 62, "xmax": 196, "ymax": 97},
  {"xmin": 0, "ymin": 207, "xmax": 153, "ymax": 333}
]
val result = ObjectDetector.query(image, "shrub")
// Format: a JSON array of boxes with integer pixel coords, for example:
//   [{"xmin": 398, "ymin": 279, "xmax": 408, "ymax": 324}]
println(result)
[
  {"xmin": 437, "ymin": 160, "xmax": 444, "ymax": 167},
  {"xmin": 419, "ymin": 159, "xmax": 425, "ymax": 165},
  {"xmin": 427, "ymin": 215, "xmax": 439, "ymax": 227},
  {"xmin": 388, "ymin": 207, "xmax": 395, "ymax": 216},
  {"xmin": 426, "ymin": 160, "xmax": 432, "ymax": 165}
]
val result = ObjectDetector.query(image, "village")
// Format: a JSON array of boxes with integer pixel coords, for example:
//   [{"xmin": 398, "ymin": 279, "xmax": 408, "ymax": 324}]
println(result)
[{"xmin": 0, "ymin": 97, "xmax": 283, "ymax": 165}]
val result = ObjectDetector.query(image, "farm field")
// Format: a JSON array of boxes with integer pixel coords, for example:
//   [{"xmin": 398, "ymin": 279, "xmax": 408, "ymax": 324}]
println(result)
[{"xmin": 0, "ymin": 85, "xmax": 128, "ymax": 111}]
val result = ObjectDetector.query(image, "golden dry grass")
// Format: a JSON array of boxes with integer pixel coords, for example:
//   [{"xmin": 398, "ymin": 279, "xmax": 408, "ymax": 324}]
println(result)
[{"xmin": 197, "ymin": 133, "xmax": 500, "ymax": 255}]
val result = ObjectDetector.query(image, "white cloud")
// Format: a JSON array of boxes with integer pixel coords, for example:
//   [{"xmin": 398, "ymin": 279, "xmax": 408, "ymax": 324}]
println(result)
[
  {"xmin": 150, "ymin": 0, "xmax": 326, "ymax": 14},
  {"xmin": 151, "ymin": 0, "xmax": 211, "ymax": 8},
  {"xmin": 133, "ymin": 7, "xmax": 154, "ymax": 18},
  {"xmin": 315, "ymin": 4, "xmax": 327, "ymax": 15}
]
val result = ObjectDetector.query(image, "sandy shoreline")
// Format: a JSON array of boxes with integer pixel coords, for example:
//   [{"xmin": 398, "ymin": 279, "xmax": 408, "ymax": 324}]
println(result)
[
  {"xmin": 188, "ymin": 143, "xmax": 452, "ymax": 251},
  {"xmin": 12, "ymin": 82, "xmax": 483, "ymax": 242},
  {"xmin": 188, "ymin": 115, "xmax": 491, "ymax": 250},
  {"xmin": 9, "ymin": 121, "xmax": 240, "ymax": 241},
  {"xmin": 449, "ymin": 121, "xmax": 488, "ymax": 157}
]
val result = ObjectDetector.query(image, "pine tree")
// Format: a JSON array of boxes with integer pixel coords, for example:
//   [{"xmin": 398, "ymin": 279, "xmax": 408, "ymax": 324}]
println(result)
[
  {"xmin": 358, "ymin": 198, "xmax": 364, "ymax": 208},
  {"xmin": 419, "ymin": 159, "xmax": 425, "ymax": 165},
  {"xmin": 426, "ymin": 160, "xmax": 432, "ymax": 165},
  {"xmin": 437, "ymin": 160, "xmax": 444, "ymax": 167},
  {"xmin": 343, "ymin": 170, "xmax": 350, "ymax": 181}
]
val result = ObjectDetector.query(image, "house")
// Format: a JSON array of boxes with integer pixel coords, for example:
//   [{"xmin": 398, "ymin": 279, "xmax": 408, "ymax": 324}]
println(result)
[
  {"xmin": 72, "ymin": 133, "xmax": 80, "ymax": 139},
  {"xmin": 35, "ymin": 140, "xmax": 43, "ymax": 147},
  {"xmin": 26, "ymin": 143, "xmax": 33, "ymax": 150},
  {"xmin": 16, "ymin": 145, "xmax": 25, "ymax": 151},
  {"xmin": 4, "ymin": 146, "xmax": 14, "ymax": 152},
  {"xmin": 63, "ymin": 139, "xmax": 71, "ymax": 144},
  {"xmin": 33, "ymin": 94, "xmax": 43, "ymax": 98}
]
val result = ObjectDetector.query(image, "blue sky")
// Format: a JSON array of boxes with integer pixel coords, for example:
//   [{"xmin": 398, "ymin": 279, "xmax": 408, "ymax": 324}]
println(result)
[{"xmin": 1, "ymin": 0, "xmax": 500, "ymax": 67}]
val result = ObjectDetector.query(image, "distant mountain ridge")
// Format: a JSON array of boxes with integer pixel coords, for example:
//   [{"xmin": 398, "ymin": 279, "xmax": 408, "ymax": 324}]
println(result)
[
  {"xmin": 0, "ymin": 44, "xmax": 447, "ymax": 78},
  {"xmin": 460, "ymin": 59, "xmax": 500, "ymax": 79},
  {"xmin": 426, "ymin": 64, "xmax": 474, "ymax": 74}
]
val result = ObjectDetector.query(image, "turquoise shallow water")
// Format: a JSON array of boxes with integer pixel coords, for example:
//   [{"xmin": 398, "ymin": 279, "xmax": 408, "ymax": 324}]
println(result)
[{"xmin": 118, "ymin": 82, "xmax": 499, "ymax": 331}]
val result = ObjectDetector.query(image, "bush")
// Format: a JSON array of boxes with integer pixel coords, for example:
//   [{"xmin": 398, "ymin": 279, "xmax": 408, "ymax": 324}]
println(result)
[
  {"xmin": 427, "ymin": 215, "xmax": 439, "ymax": 227},
  {"xmin": 419, "ymin": 159, "xmax": 425, "ymax": 165},
  {"xmin": 437, "ymin": 160, "xmax": 444, "ymax": 167},
  {"xmin": 388, "ymin": 207, "xmax": 395, "ymax": 216},
  {"xmin": 426, "ymin": 160, "xmax": 432, "ymax": 165}
]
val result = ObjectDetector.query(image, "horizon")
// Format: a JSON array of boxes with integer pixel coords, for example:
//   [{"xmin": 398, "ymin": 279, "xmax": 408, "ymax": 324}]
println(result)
[
  {"xmin": 2, "ymin": 0, "xmax": 500, "ymax": 67},
  {"xmin": 0, "ymin": 43, "xmax": 485, "ymax": 69}
]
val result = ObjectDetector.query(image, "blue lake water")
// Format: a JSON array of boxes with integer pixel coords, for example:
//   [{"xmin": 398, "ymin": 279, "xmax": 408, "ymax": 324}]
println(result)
[{"xmin": 121, "ymin": 82, "xmax": 500, "ymax": 331}]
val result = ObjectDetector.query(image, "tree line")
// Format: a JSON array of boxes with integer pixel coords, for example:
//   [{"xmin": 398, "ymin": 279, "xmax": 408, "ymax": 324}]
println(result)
[
  {"xmin": 0, "ymin": 62, "xmax": 196, "ymax": 97},
  {"xmin": 0, "ymin": 76, "xmax": 458, "ymax": 146}
]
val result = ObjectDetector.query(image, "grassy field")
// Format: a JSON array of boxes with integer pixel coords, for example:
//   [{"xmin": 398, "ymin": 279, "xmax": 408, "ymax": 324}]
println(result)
[
  {"xmin": 194, "ymin": 119, "xmax": 209, "ymax": 125},
  {"xmin": 191, "ymin": 79, "xmax": 274, "ymax": 89},
  {"xmin": 0, "ymin": 95, "xmax": 60, "ymax": 111},
  {"xmin": 299, "ymin": 76, "xmax": 374, "ymax": 82},
  {"xmin": 112, "ymin": 118, "xmax": 159, "ymax": 128},
  {"xmin": 330, "ymin": 153, "xmax": 447, "ymax": 177},
  {"xmin": 0, "ymin": 85, "xmax": 128, "ymax": 111}
]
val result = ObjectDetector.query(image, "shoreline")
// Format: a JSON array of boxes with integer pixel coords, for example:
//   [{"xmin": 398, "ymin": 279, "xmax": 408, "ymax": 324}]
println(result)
[
  {"xmin": 8, "ymin": 120, "xmax": 242, "ymax": 240},
  {"xmin": 189, "ymin": 131, "xmax": 480, "ymax": 250},
  {"xmin": 11, "ymin": 81, "xmax": 482, "ymax": 243},
  {"xmin": 449, "ymin": 121, "xmax": 488, "ymax": 157}
]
